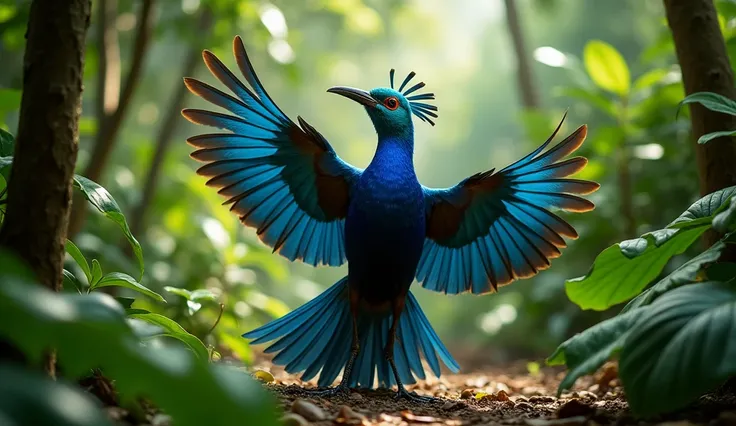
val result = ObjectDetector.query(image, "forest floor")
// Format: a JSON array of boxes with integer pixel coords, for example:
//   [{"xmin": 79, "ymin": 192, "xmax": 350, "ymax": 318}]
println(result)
[{"xmin": 254, "ymin": 356, "xmax": 736, "ymax": 426}]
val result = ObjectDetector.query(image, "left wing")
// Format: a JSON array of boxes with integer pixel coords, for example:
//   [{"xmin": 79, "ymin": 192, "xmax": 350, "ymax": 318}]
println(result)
[
  {"xmin": 418, "ymin": 115, "xmax": 599, "ymax": 294},
  {"xmin": 182, "ymin": 36, "xmax": 361, "ymax": 267}
]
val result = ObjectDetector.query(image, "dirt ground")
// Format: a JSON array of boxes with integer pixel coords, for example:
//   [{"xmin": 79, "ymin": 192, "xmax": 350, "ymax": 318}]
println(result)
[{"xmin": 254, "ymin": 357, "xmax": 736, "ymax": 426}]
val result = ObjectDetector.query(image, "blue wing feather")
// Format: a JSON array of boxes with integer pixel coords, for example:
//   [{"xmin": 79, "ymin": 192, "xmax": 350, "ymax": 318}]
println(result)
[
  {"xmin": 183, "ymin": 36, "xmax": 362, "ymax": 267},
  {"xmin": 419, "ymin": 116, "xmax": 599, "ymax": 294}
]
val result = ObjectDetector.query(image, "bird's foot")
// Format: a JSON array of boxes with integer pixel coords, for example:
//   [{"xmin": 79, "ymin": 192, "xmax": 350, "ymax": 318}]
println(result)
[
  {"xmin": 304, "ymin": 385, "xmax": 351, "ymax": 398},
  {"xmin": 394, "ymin": 388, "xmax": 441, "ymax": 404}
]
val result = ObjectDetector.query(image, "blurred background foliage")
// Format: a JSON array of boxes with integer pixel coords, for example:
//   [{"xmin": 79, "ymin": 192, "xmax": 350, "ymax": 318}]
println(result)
[{"xmin": 1, "ymin": 0, "xmax": 731, "ymax": 370}]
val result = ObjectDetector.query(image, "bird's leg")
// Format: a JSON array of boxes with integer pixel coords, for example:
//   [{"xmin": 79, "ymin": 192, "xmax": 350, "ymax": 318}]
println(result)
[
  {"xmin": 306, "ymin": 287, "xmax": 360, "ymax": 397},
  {"xmin": 386, "ymin": 298, "xmax": 441, "ymax": 404}
]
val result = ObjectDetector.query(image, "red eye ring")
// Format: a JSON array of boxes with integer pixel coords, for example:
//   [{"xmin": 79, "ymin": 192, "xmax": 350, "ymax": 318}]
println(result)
[{"xmin": 383, "ymin": 97, "xmax": 399, "ymax": 111}]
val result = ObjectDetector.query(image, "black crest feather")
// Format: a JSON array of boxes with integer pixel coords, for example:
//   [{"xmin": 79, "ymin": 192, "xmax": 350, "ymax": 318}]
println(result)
[{"xmin": 389, "ymin": 69, "xmax": 437, "ymax": 126}]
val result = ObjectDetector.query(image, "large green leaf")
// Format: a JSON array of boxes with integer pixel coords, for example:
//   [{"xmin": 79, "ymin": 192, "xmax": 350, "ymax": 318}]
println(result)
[
  {"xmin": 669, "ymin": 186, "xmax": 736, "ymax": 227},
  {"xmin": 92, "ymin": 272, "xmax": 165, "ymax": 302},
  {"xmin": 0, "ymin": 364, "xmax": 114, "ymax": 426},
  {"xmin": 620, "ymin": 282, "xmax": 736, "ymax": 416},
  {"xmin": 72, "ymin": 175, "xmax": 144, "ymax": 279},
  {"xmin": 0, "ymin": 275, "xmax": 278, "ymax": 426},
  {"xmin": 678, "ymin": 91, "xmax": 736, "ymax": 117},
  {"xmin": 583, "ymin": 40, "xmax": 630, "ymax": 96},
  {"xmin": 127, "ymin": 311, "xmax": 208, "ymax": 359},
  {"xmin": 713, "ymin": 197, "xmax": 736, "ymax": 233},
  {"xmin": 0, "ymin": 128, "xmax": 12, "ymax": 156},
  {"xmin": 548, "ymin": 308, "xmax": 644, "ymax": 395},
  {"xmin": 567, "ymin": 186, "xmax": 736, "ymax": 311},
  {"xmin": 565, "ymin": 226, "xmax": 708, "ymax": 310},
  {"xmin": 622, "ymin": 241, "xmax": 726, "ymax": 312}
]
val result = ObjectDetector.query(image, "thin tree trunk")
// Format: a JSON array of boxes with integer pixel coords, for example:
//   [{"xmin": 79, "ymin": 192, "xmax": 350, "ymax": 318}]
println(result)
[
  {"xmin": 0, "ymin": 0, "xmax": 91, "ymax": 376},
  {"xmin": 128, "ymin": 11, "xmax": 211, "ymax": 239},
  {"xmin": 503, "ymin": 0, "xmax": 540, "ymax": 109},
  {"xmin": 664, "ymin": 0, "xmax": 736, "ymax": 259},
  {"xmin": 68, "ymin": 0, "xmax": 155, "ymax": 236},
  {"xmin": 95, "ymin": 0, "xmax": 120, "ymax": 122}
]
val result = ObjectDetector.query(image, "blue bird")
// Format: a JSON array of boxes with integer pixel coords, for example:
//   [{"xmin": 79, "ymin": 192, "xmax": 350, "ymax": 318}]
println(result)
[{"xmin": 182, "ymin": 36, "xmax": 599, "ymax": 401}]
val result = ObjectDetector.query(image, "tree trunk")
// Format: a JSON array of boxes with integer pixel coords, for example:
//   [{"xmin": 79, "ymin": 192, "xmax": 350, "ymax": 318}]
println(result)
[
  {"xmin": 128, "ymin": 10, "xmax": 211, "ymax": 240},
  {"xmin": 67, "ymin": 0, "xmax": 155, "ymax": 237},
  {"xmin": 664, "ymin": 0, "xmax": 736, "ymax": 258},
  {"xmin": 503, "ymin": 0, "xmax": 540, "ymax": 109},
  {"xmin": 95, "ymin": 0, "xmax": 120, "ymax": 122},
  {"xmin": 0, "ymin": 0, "xmax": 91, "ymax": 376}
]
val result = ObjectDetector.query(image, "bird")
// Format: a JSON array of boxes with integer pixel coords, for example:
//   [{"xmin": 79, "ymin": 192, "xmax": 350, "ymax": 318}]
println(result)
[{"xmin": 182, "ymin": 36, "xmax": 599, "ymax": 401}]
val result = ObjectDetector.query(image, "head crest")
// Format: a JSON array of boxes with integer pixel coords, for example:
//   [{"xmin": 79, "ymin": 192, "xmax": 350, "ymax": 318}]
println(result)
[{"xmin": 389, "ymin": 69, "xmax": 438, "ymax": 126}]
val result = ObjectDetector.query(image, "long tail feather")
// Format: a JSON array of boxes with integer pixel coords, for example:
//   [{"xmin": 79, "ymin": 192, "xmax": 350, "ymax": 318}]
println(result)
[{"xmin": 243, "ymin": 278, "xmax": 459, "ymax": 388}]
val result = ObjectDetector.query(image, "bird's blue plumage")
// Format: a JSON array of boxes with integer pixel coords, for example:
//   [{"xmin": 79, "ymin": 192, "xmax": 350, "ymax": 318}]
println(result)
[{"xmin": 184, "ymin": 36, "xmax": 599, "ymax": 394}]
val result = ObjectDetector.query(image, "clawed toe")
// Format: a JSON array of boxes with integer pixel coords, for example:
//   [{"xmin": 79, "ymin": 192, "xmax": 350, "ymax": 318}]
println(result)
[
  {"xmin": 305, "ymin": 385, "xmax": 351, "ymax": 398},
  {"xmin": 394, "ymin": 389, "xmax": 441, "ymax": 403}
]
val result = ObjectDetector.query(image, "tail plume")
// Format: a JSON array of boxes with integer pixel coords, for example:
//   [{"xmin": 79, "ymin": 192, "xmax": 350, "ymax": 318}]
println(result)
[{"xmin": 243, "ymin": 277, "xmax": 460, "ymax": 388}]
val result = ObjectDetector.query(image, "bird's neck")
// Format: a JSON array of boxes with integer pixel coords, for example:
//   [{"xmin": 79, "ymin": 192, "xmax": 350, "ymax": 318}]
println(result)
[{"xmin": 369, "ymin": 134, "xmax": 416, "ymax": 174}]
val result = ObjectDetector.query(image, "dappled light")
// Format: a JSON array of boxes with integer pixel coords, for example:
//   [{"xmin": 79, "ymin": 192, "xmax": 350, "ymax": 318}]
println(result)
[{"xmin": 1, "ymin": 0, "xmax": 736, "ymax": 425}]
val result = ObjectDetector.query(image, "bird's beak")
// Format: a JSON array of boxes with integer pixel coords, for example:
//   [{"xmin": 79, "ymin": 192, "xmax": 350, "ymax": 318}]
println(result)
[{"xmin": 327, "ymin": 86, "xmax": 378, "ymax": 107}]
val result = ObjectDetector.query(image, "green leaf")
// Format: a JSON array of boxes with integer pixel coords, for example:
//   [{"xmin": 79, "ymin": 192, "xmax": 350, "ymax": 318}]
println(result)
[
  {"xmin": 0, "ymin": 128, "xmax": 13, "ymax": 156},
  {"xmin": 0, "ymin": 276, "xmax": 279, "ymax": 426},
  {"xmin": 670, "ymin": 186, "xmax": 736, "ymax": 227},
  {"xmin": 127, "ymin": 312, "xmax": 208, "ymax": 360},
  {"xmin": 566, "ymin": 226, "xmax": 708, "ymax": 310},
  {"xmin": 114, "ymin": 296, "xmax": 136, "ymax": 309},
  {"xmin": 92, "ymin": 272, "xmax": 165, "ymax": 302},
  {"xmin": 620, "ymin": 282, "xmax": 736, "ymax": 416},
  {"xmin": 0, "ymin": 89, "xmax": 21, "ymax": 113},
  {"xmin": 713, "ymin": 197, "xmax": 736, "ymax": 233},
  {"xmin": 189, "ymin": 289, "xmax": 217, "ymax": 302},
  {"xmin": 0, "ymin": 156, "xmax": 11, "ymax": 182},
  {"xmin": 164, "ymin": 286, "xmax": 216, "ymax": 303},
  {"xmin": 90, "ymin": 259, "xmax": 102, "ymax": 286},
  {"xmin": 622, "ymin": 241, "xmax": 726, "ymax": 312},
  {"xmin": 552, "ymin": 86, "xmax": 617, "ymax": 117},
  {"xmin": 583, "ymin": 40, "xmax": 631, "ymax": 96},
  {"xmin": 632, "ymin": 68, "xmax": 670, "ymax": 92},
  {"xmin": 72, "ymin": 175, "xmax": 144, "ymax": 279},
  {"xmin": 0, "ymin": 364, "xmax": 114, "ymax": 426},
  {"xmin": 678, "ymin": 91, "xmax": 736, "ymax": 118},
  {"xmin": 64, "ymin": 240, "xmax": 91, "ymax": 283},
  {"xmin": 697, "ymin": 129, "xmax": 736, "ymax": 144},
  {"xmin": 62, "ymin": 269, "xmax": 84, "ymax": 294},
  {"xmin": 164, "ymin": 286, "xmax": 192, "ymax": 299},
  {"xmin": 549, "ymin": 308, "xmax": 644, "ymax": 395}
]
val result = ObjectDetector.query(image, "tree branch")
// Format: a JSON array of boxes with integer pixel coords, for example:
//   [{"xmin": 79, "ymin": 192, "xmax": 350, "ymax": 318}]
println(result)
[
  {"xmin": 95, "ymin": 0, "xmax": 120, "ymax": 124},
  {"xmin": 503, "ymin": 0, "xmax": 540, "ymax": 109}
]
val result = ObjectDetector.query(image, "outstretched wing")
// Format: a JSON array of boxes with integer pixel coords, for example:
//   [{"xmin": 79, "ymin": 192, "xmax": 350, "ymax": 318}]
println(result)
[
  {"xmin": 183, "ymin": 36, "xmax": 361, "ymax": 267},
  {"xmin": 418, "ymin": 115, "xmax": 599, "ymax": 294}
]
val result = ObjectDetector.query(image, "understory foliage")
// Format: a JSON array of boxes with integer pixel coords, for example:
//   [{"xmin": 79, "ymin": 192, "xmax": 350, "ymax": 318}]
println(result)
[
  {"xmin": 0, "ymin": 129, "xmax": 278, "ymax": 425},
  {"xmin": 549, "ymin": 92, "xmax": 736, "ymax": 417}
]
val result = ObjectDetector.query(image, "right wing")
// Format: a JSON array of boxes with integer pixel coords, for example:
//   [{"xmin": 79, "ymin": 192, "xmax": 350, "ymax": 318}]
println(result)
[{"xmin": 182, "ymin": 36, "xmax": 362, "ymax": 267}]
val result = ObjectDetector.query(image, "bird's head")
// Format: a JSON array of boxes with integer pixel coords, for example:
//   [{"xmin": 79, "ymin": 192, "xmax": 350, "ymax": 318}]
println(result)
[{"xmin": 327, "ymin": 70, "xmax": 438, "ymax": 139}]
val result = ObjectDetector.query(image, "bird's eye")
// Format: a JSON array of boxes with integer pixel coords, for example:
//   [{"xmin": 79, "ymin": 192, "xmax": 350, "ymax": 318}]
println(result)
[{"xmin": 383, "ymin": 97, "xmax": 399, "ymax": 111}]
